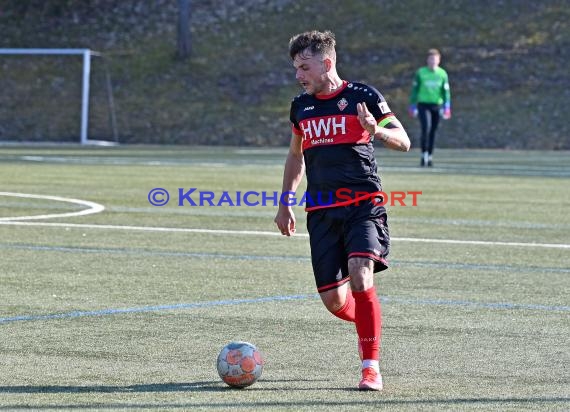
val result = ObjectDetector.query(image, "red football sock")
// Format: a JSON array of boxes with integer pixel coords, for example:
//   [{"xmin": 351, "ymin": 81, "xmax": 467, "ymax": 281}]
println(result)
[
  {"xmin": 353, "ymin": 287, "xmax": 381, "ymax": 361},
  {"xmin": 332, "ymin": 288, "xmax": 356, "ymax": 322}
]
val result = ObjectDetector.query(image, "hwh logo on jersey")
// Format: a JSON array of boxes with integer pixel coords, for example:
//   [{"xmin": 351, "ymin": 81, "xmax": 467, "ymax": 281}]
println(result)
[{"xmin": 300, "ymin": 116, "xmax": 347, "ymax": 140}]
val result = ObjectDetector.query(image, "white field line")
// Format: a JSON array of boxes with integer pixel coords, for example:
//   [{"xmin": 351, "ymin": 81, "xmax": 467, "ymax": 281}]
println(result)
[
  {"xmin": 0, "ymin": 192, "xmax": 105, "ymax": 221},
  {"xmin": 0, "ymin": 220, "xmax": 568, "ymax": 249}
]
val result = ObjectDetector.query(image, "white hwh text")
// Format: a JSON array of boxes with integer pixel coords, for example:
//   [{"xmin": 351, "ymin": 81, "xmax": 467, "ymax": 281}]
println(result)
[{"xmin": 301, "ymin": 116, "xmax": 347, "ymax": 140}]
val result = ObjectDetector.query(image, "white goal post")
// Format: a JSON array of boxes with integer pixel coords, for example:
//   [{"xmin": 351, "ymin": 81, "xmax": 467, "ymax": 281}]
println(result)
[{"xmin": 0, "ymin": 48, "xmax": 117, "ymax": 145}]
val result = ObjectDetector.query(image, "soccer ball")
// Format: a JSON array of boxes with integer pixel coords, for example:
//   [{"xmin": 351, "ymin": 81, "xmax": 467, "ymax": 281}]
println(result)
[{"xmin": 216, "ymin": 341, "xmax": 264, "ymax": 388}]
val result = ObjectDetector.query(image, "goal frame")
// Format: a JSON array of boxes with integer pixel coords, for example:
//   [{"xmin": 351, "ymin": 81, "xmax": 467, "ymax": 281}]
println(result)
[{"xmin": 0, "ymin": 48, "xmax": 115, "ymax": 145}]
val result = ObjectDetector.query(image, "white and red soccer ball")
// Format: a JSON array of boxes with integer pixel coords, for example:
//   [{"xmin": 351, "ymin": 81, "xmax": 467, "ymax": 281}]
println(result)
[{"xmin": 216, "ymin": 341, "xmax": 264, "ymax": 388}]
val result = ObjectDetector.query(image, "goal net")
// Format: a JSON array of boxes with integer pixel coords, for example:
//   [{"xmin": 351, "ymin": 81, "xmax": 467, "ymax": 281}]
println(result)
[{"xmin": 0, "ymin": 49, "xmax": 118, "ymax": 145}]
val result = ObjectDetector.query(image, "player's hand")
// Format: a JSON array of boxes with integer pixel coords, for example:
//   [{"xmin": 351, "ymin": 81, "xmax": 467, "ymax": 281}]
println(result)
[
  {"xmin": 274, "ymin": 207, "xmax": 296, "ymax": 237},
  {"xmin": 357, "ymin": 102, "xmax": 377, "ymax": 135},
  {"xmin": 441, "ymin": 103, "xmax": 451, "ymax": 120},
  {"xmin": 408, "ymin": 104, "xmax": 418, "ymax": 118}
]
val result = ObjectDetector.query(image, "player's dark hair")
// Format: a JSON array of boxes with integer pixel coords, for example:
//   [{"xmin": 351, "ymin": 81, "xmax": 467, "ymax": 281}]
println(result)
[{"xmin": 289, "ymin": 30, "xmax": 336, "ymax": 60}]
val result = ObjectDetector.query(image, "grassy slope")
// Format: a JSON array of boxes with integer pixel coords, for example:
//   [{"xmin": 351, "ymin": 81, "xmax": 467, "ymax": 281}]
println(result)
[{"xmin": 0, "ymin": 0, "xmax": 568, "ymax": 148}]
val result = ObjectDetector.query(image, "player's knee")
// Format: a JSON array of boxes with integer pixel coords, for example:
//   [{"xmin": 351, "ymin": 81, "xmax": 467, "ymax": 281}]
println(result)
[
  {"xmin": 350, "ymin": 277, "xmax": 374, "ymax": 292},
  {"xmin": 348, "ymin": 258, "xmax": 374, "ymax": 291},
  {"xmin": 348, "ymin": 257, "xmax": 373, "ymax": 274},
  {"xmin": 319, "ymin": 289, "xmax": 345, "ymax": 313}
]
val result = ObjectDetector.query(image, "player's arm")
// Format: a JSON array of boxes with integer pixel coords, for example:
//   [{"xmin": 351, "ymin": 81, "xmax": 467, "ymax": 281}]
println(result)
[
  {"xmin": 357, "ymin": 103, "xmax": 411, "ymax": 152},
  {"xmin": 442, "ymin": 71, "xmax": 452, "ymax": 119},
  {"xmin": 408, "ymin": 71, "xmax": 420, "ymax": 117},
  {"xmin": 274, "ymin": 133, "xmax": 304, "ymax": 236},
  {"xmin": 374, "ymin": 118, "xmax": 411, "ymax": 152}
]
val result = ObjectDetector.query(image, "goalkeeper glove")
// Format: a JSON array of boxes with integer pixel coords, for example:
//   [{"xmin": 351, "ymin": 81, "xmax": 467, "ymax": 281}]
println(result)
[{"xmin": 441, "ymin": 103, "xmax": 451, "ymax": 119}]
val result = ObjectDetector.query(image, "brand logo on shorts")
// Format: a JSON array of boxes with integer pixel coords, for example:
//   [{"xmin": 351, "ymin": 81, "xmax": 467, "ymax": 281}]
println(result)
[{"xmin": 337, "ymin": 98, "xmax": 348, "ymax": 111}]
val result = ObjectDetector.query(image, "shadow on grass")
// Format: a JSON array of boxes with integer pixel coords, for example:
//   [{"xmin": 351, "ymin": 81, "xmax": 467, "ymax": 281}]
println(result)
[
  {"xmin": 0, "ymin": 379, "xmax": 334, "ymax": 394},
  {"xmin": 0, "ymin": 381, "xmax": 226, "ymax": 393}
]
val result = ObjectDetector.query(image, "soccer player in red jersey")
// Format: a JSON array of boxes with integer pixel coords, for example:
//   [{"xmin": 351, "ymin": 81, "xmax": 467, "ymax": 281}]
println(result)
[{"xmin": 274, "ymin": 30, "xmax": 411, "ymax": 390}]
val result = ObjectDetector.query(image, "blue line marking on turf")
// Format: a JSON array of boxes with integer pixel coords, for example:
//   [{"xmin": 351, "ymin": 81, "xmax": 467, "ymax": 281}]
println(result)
[
  {"xmin": 0, "ymin": 295, "xmax": 315, "ymax": 325},
  {"xmin": 1, "ymin": 294, "xmax": 568, "ymax": 325},
  {"xmin": 381, "ymin": 297, "xmax": 570, "ymax": 312},
  {"xmin": 2, "ymin": 243, "xmax": 569, "ymax": 274},
  {"xmin": 0, "ymin": 243, "xmax": 308, "ymax": 262}
]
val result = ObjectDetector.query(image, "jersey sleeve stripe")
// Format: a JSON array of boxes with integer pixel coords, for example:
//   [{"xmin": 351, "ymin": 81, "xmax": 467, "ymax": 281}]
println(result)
[{"xmin": 378, "ymin": 115, "xmax": 397, "ymax": 128}]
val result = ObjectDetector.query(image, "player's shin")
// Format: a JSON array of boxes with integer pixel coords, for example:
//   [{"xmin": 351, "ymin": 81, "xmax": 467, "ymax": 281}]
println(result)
[{"xmin": 353, "ymin": 287, "xmax": 382, "ymax": 368}]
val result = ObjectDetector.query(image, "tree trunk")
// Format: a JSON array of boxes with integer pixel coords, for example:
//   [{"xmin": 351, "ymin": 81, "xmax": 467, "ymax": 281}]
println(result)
[{"xmin": 176, "ymin": 0, "xmax": 192, "ymax": 59}]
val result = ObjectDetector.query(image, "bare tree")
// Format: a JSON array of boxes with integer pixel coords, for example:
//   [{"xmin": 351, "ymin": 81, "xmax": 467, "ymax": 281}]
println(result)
[{"xmin": 176, "ymin": 0, "xmax": 192, "ymax": 59}]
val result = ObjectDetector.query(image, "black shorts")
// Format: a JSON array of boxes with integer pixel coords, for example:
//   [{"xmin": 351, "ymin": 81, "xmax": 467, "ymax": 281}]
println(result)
[{"xmin": 306, "ymin": 200, "xmax": 390, "ymax": 293}]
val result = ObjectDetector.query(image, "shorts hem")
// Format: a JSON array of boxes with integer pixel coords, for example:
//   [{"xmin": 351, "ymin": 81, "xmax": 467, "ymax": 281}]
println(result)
[
  {"xmin": 317, "ymin": 277, "xmax": 350, "ymax": 293},
  {"xmin": 348, "ymin": 252, "xmax": 389, "ymax": 272}
]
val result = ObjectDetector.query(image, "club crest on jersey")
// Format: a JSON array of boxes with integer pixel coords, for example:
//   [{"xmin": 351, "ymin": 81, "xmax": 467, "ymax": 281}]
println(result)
[{"xmin": 337, "ymin": 98, "xmax": 348, "ymax": 111}]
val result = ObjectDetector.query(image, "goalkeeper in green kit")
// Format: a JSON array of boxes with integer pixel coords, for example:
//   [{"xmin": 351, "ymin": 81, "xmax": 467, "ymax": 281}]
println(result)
[{"xmin": 408, "ymin": 48, "xmax": 451, "ymax": 167}]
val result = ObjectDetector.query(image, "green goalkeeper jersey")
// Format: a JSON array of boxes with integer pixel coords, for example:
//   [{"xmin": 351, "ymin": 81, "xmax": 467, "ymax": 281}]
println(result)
[{"xmin": 409, "ymin": 66, "xmax": 451, "ymax": 106}]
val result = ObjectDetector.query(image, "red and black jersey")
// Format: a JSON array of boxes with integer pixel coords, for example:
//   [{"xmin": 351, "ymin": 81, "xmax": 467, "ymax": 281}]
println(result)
[{"xmin": 290, "ymin": 80, "xmax": 399, "ymax": 211}]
